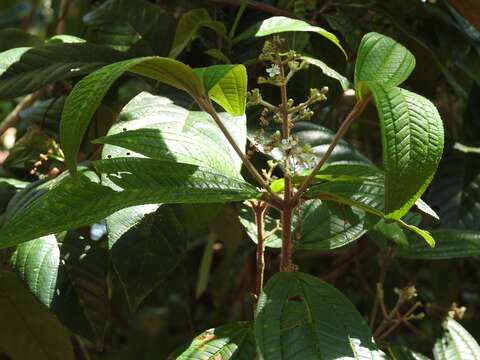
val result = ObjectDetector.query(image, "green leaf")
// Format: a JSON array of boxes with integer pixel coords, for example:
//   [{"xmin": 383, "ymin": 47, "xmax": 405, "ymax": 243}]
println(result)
[
  {"xmin": 255, "ymin": 272, "xmax": 382, "ymax": 360},
  {"xmin": 170, "ymin": 8, "xmax": 227, "ymax": 58},
  {"xmin": 60, "ymin": 57, "xmax": 203, "ymax": 176},
  {"xmin": 254, "ymin": 16, "xmax": 346, "ymax": 57},
  {"xmin": 0, "ymin": 272, "xmax": 75, "ymax": 360},
  {"xmin": 98, "ymin": 92, "xmax": 247, "ymax": 248},
  {"xmin": 301, "ymin": 55, "xmax": 350, "ymax": 90},
  {"xmin": 305, "ymin": 170, "xmax": 435, "ymax": 247},
  {"xmin": 176, "ymin": 322, "xmax": 256, "ymax": 360},
  {"xmin": 194, "ymin": 64, "xmax": 248, "ymax": 116},
  {"xmin": 111, "ymin": 207, "xmax": 186, "ymax": 310},
  {"xmin": 354, "ymin": 32, "xmax": 415, "ymax": 99},
  {"xmin": 0, "ymin": 161, "xmax": 259, "ymax": 248},
  {"xmin": 83, "ymin": 0, "xmax": 174, "ymax": 53},
  {"xmin": 0, "ymin": 28, "xmax": 42, "ymax": 52},
  {"xmin": 433, "ymin": 318, "xmax": 480, "ymax": 360},
  {"xmin": 395, "ymin": 229, "xmax": 480, "ymax": 259},
  {"xmin": 11, "ymin": 233, "xmax": 109, "ymax": 344},
  {"xmin": 0, "ymin": 43, "xmax": 125, "ymax": 99},
  {"xmin": 369, "ymin": 83, "xmax": 444, "ymax": 219},
  {"xmin": 204, "ymin": 48, "xmax": 232, "ymax": 64},
  {"xmin": 96, "ymin": 92, "xmax": 246, "ymax": 177}
]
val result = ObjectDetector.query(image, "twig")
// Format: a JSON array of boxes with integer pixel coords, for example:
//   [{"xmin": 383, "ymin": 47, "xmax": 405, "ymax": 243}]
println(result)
[
  {"xmin": 0, "ymin": 92, "xmax": 41, "ymax": 137},
  {"xmin": 369, "ymin": 249, "xmax": 393, "ymax": 329},
  {"xmin": 199, "ymin": 97, "xmax": 281, "ymax": 203},
  {"xmin": 210, "ymin": 0, "xmax": 296, "ymax": 18},
  {"xmin": 292, "ymin": 97, "xmax": 371, "ymax": 202},
  {"xmin": 279, "ymin": 61, "xmax": 294, "ymax": 272},
  {"xmin": 56, "ymin": 0, "xmax": 73, "ymax": 34},
  {"xmin": 252, "ymin": 201, "xmax": 268, "ymax": 312}
]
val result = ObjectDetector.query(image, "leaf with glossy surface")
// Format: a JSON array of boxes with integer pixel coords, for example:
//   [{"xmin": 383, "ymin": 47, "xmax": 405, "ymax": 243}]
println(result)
[
  {"xmin": 254, "ymin": 16, "xmax": 346, "ymax": 56},
  {"xmin": 301, "ymin": 55, "xmax": 350, "ymax": 90},
  {"xmin": 170, "ymin": 8, "xmax": 227, "ymax": 58},
  {"xmin": 176, "ymin": 322, "xmax": 256, "ymax": 360},
  {"xmin": 433, "ymin": 318, "xmax": 480, "ymax": 360},
  {"xmin": 0, "ymin": 43, "xmax": 125, "ymax": 99},
  {"xmin": 256, "ymin": 272, "xmax": 382, "ymax": 360},
  {"xmin": 355, "ymin": 32, "xmax": 415, "ymax": 99},
  {"xmin": 369, "ymin": 83, "xmax": 444, "ymax": 219},
  {"xmin": 0, "ymin": 272, "xmax": 74, "ymax": 360}
]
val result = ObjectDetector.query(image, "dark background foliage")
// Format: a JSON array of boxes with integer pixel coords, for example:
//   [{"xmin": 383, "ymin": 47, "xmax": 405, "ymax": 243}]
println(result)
[{"xmin": 0, "ymin": 0, "xmax": 479, "ymax": 359}]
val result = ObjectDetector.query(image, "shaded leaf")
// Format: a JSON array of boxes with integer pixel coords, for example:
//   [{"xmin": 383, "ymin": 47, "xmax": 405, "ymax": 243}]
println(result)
[
  {"xmin": 0, "ymin": 272, "xmax": 74, "ymax": 360},
  {"xmin": 11, "ymin": 233, "xmax": 109, "ymax": 343},
  {"xmin": 83, "ymin": 0, "xmax": 174, "ymax": 53},
  {"xmin": 170, "ymin": 8, "xmax": 227, "ymax": 58},
  {"xmin": 0, "ymin": 43, "xmax": 125, "ymax": 99},
  {"xmin": 395, "ymin": 229, "xmax": 480, "ymax": 260},
  {"xmin": 255, "ymin": 271, "xmax": 382, "ymax": 360}
]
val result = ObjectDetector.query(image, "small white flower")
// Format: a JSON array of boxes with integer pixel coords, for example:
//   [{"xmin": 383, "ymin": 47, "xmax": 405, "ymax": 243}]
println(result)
[{"xmin": 266, "ymin": 64, "xmax": 280, "ymax": 78}]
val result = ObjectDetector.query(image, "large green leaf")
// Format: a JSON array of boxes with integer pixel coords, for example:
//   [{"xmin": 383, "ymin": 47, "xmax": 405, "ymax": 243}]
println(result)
[
  {"xmin": 433, "ymin": 318, "xmax": 480, "ymax": 360},
  {"xmin": 255, "ymin": 272, "xmax": 382, "ymax": 360},
  {"xmin": 99, "ymin": 92, "xmax": 246, "ymax": 248},
  {"xmin": 11, "ymin": 233, "xmax": 109, "ymax": 344},
  {"xmin": 175, "ymin": 322, "xmax": 256, "ymax": 360},
  {"xmin": 0, "ymin": 160, "xmax": 259, "ymax": 248},
  {"xmin": 194, "ymin": 64, "xmax": 247, "ymax": 116},
  {"xmin": 0, "ymin": 272, "xmax": 74, "ymax": 360},
  {"xmin": 170, "ymin": 8, "xmax": 226, "ymax": 58},
  {"xmin": 0, "ymin": 43, "xmax": 125, "ymax": 99},
  {"xmin": 254, "ymin": 16, "xmax": 346, "ymax": 56},
  {"xmin": 369, "ymin": 83, "xmax": 444, "ymax": 219},
  {"xmin": 396, "ymin": 229, "xmax": 480, "ymax": 259},
  {"xmin": 83, "ymin": 0, "xmax": 174, "ymax": 54},
  {"xmin": 96, "ymin": 92, "xmax": 246, "ymax": 178},
  {"xmin": 60, "ymin": 57, "xmax": 203, "ymax": 176},
  {"xmin": 354, "ymin": 32, "xmax": 415, "ymax": 99}
]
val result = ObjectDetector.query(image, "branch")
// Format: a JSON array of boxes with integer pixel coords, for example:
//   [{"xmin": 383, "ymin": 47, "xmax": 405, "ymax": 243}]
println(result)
[
  {"xmin": 252, "ymin": 201, "xmax": 268, "ymax": 311},
  {"xmin": 0, "ymin": 92, "xmax": 41, "ymax": 137},
  {"xmin": 210, "ymin": 0, "xmax": 296, "ymax": 18},
  {"xmin": 292, "ymin": 97, "xmax": 371, "ymax": 202}
]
